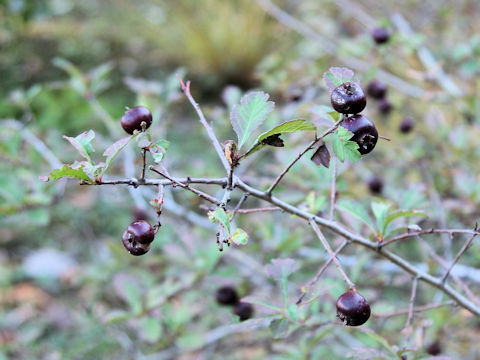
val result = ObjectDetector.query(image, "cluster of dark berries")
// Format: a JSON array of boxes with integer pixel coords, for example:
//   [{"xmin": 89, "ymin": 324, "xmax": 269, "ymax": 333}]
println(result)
[
  {"xmin": 366, "ymin": 80, "xmax": 393, "ymax": 116},
  {"xmin": 330, "ymin": 82, "xmax": 378, "ymax": 155},
  {"xmin": 215, "ymin": 286, "xmax": 254, "ymax": 321},
  {"xmin": 336, "ymin": 289, "xmax": 371, "ymax": 326}
]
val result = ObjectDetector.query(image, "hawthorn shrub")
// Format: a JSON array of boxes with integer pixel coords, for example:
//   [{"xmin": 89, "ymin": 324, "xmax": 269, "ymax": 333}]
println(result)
[{"xmin": 1, "ymin": 1, "xmax": 480, "ymax": 360}]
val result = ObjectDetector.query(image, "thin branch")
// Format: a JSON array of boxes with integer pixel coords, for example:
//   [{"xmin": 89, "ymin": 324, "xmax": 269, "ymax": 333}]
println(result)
[
  {"xmin": 418, "ymin": 237, "xmax": 479, "ymax": 305},
  {"xmin": 381, "ymin": 228, "xmax": 480, "ymax": 247},
  {"xmin": 234, "ymin": 178, "xmax": 480, "ymax": 316},
  {"xmin": 231, "ymin": 207, "xmax": 281, "ymax": 214},
  {"xmin": 374, "ymin": 301, "xmax": 455, "ymax": 318},
  {"xmin": 266, "ymin": 121, "xmax": 341, "ymax": 196},
  {"xmin": 441, "ymin": 232, "xmax": 477, "ymax": 283},
  {"xmin": 177, "ymin": 77, "xmax": 230, "ymax": 172},
  {"xmin": 76, "ymin": 174, "xmax": 480, "ymax": 317},
  {"xmin": 296, "ymin": 240, "xmax": 349, "ymax": 305},
  {"xmin": 149, "ymin": 167, "xmax": 221, "ymax": 206},
  {"xmin": 329, "ymin": 158, "xmax": 337, "ymax": 221},
  {"xmin": 309, "ymin": 219, "xmax": 355, "ymax": 289},
  {"xmin": 80, "ymin": 177, "xmax": 228, "ymax": 187},
  {"xmin": 141, "ymin": 148, "xmax": 147, "ymax": 181},
  {"xmin": 403, "ymin": 277, "xmax": 419, "ymax": 346}
]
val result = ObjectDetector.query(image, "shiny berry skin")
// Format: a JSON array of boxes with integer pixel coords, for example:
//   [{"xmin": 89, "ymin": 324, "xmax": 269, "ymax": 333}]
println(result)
[
  {"xmin": 336, "ymin": 290, "xmax": 371, "ymax": 326},
  {"xmin": 124, "ymin": 220, "xmax": 155, "ymax": 244},
  {"xmin": 122, "ymin": 220, "xmax": 155, "ymax": 256},
  {"xmin": 330, "ymin": 82, "xmax": 366, "ymax": 115},
  {"xmin": 233, "ymin": 302, "xmax": 254, "ymax": 321},
  {"xmin": 368, "ymin": 177, "xmax": 383, "ymax": 195},
  {"xmin": 215, "ymin": 286, "xmax": 239, "ymax": 306},
  {"xmin": 121, "ymin": 238, "xmax": 150, "ymax": 256},
  {"xmin": 342, "ymin": 115, "xmax": 378, "ymax": 155},
  {"xmin": 378, "ymin": 99, "xmax": 393, "ymax": 115},
  {"xmin": 371, "ymin": 27, "xmax": 390, "ymax": 44},
  {"xmin": 399, "ymin": 117, "xmax": 414, "ymax": 133},
  {"xmin": 121, "ymin": 106, "xmax": 152, "ymax": 134},
  {"xmin": 366, "ymin": 80, "xmax": 387, "ymax": 100}
]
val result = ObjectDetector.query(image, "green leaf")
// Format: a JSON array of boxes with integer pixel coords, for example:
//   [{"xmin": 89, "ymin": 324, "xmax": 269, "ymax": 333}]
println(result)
[
  {"xmin": 243, "ymin": 119, "xmax": 315, "ymax": 157},
  {"xmin": 103, "ymin": 309, "xmax": 131, "ymax": 324},
  {"xmin": 150, "ymin": 140, "xmax": 169, "ymax": 163},
  {"xmin": 230, "ymin": 91, "xmax": 275, "ymax": 149},
  {"xmin": 371, "ymin": 202, "xmax": 391, "ymax": 235},
  {"xmin": 81, "ymin": 162, "xmax": 106, "ymax": 181},
  {"xmin": 231, "ymin": 228, "xmax": 248, "ymax": 245},
  {"xmin": 270, "ymin": 318, "xmax": 289, "ymax": 339},
  {"xmin": 43, "ymin": 164, "xmax": 92, "ymax": 182},
  {"xmin": 208, "ymin": 208, "xmax": 231, "ymax": 236},
  {"xmin": 123, "ymin": 282, "xmax": 143, "ymax": 315},
  {"xmin": 323, "ymin": 67, "xmax": 356, "ymax": 91},
  {"xmin": 286, "ymin": 304, "xmax": 300, "ymax": 322},
  {"xmin": 330, "ymin": 127, "xmax": 361, "ymax": 163},
  {"xmin": 332, "ymin": 132, "xmax": 345, "ymax": 162},
  {"xmin": 140, "ymin": 316, "xmax": 163, "ymax": 343},
  {"xmin": 305, "ymin": 192, "xmax": 327, "ymax": 213},
  {"xmin": 63, "ymin": 130, "xmax": 96, "ymax": 163},
  {"xmin": 53, "ymin": 57, "xmax": 87, "ymax": 95},
  {"xmin": 384, "ymin": 209, "xmax": 427, "ymax": 229},
  {"xmin": 383, "ymin": 210, "xmax": 427, "ymax": 238},
  {"xmin": 336, "ymin": 199, "xmax": 376, "ymax": 233},
  {"xmin": 103, "ymin": 136, "xmax": 134, "ymax": 170},
  {"xmin": 136, "ymin": 132, "xmax": 152, "ymax": 148}
]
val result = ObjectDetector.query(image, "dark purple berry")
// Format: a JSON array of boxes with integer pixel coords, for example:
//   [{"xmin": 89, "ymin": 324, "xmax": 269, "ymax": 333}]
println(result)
[
  {"xmin": 378, "ymin": 99, "xmax": 393, "ymax": 115},
  {"xmin": 426, "ymin": 341, "xmax": 442, "ymax": 356},
  {"xmin": 399, "ymin": 117, "xmax": 414, "ymax": 133},
  {"xmin": 121, "ymin": 106, "xmax": 152, "ymax": 134},
  {"xmin": 366, "ymin": 80, "xmax": 387, "ymax": 100},
  {"xmin": 342, "ymin": 115, "xmax": 378, "ymax": 155},
  {"xmin": 330, "ymin": 82, "xmax": 367, "ymax": 115},
  {"xmin": 124, "ymin": 220, "xmax": 155, "ymax": 244},
  {"xmin": 215, "ymin": 286, "xmax": 239, "ymax": 306},
  {"xmin": 233, "ymin": 302, "xmax": 254, "ymax": 321},
  {"xmin": 368, "ymin": 177, "xmax": 383, "ymax": 195},
  {"xmin": 121, "ymin": 238, "xmax": 150, "ymax": 256},
  {"xmin": 336, "ymin": 289, "xmax": 371, "ymax": 326},
  {"xmin": 371, "ymin": 27, "xmax": 390, "ymax": 44},
  {"xmin": 122, "ymin": 220, "xmax": 155, "ymax": 256}
]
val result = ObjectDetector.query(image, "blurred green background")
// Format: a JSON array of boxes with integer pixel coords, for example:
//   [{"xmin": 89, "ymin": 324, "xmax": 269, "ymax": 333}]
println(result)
[{"xmin": 1, "ymin": 0, "xmax": 480, "ymax": 359}]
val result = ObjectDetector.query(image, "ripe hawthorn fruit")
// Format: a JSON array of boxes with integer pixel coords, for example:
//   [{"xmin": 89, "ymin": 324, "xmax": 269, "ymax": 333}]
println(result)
[
  {"xmin": 378, "ymin": 99, "xmax": 393, "ymax": 115},
  {"xmin": 121, "ymin": 106, "xmax": 152, "ymax": 134},
  {"xmin": 215, "ymin": 286, "xmax": 239, "ymax": 306},
  {"xmin": 368, "ymin": 177, "xmax": 383, "ymax": 195},
  {"xmin": 342, "ymin": 115, "xmax": 378, "ymax": 155},
  {"xmin": 366, "ymin": 80, "xmax": 387, "ymax": 99},
  {"xmin": 233, "ymin": 302, "xmax": 254, "ymax": 321},
  {"xmin": 122, "ymin": 220, "xmax": 155, "ymax": 256},
  {"xmin": 399, "ymin": 117, "xmax": 414, "ymax": 133},
  {"xmin": 426, "ymin": 341, "xmax": 442, "ymax": 356},
  {"xmin": 330, "ymin": 82, "xmax": 367, "ymax": 115},
  {"xmin": 371, "ymin": 27, "xmax": 390, "ymax": 44},
  {"xmin": 336, "ymin": 289, "xmax": 371, "ymax": 326}
]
